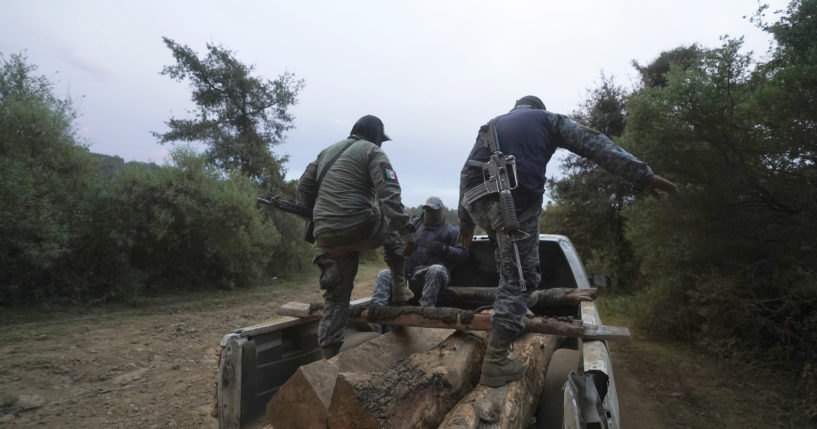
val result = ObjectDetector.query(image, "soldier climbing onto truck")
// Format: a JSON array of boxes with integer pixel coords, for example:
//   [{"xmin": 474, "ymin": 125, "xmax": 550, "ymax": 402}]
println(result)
[
  {"xmin": 296, "ymin": 114, "xmax": 416, "ymax": 360},
  {"xmin": 458, "ymin": 95, "xmax": 679, "ymax": 387},
  {"xmin": 371, "ymin": 196, "xmax": 470, "ymax": 309}
]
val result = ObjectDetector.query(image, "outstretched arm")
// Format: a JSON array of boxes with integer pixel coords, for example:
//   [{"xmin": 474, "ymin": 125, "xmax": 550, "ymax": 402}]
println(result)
[
  {"xmin": 553, "ymin": 114, "xmax": 654, "ymax": 189},
  {"xmin": 644, "ymin": 174, "xmax": 679, "ymax": 199}
]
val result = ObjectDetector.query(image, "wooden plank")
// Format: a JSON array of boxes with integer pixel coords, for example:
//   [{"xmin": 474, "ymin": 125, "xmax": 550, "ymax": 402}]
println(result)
[
  {"xmin": 582, "ymin": 323, "xmax": 630, "ymax": 342},
  {"xmin": 438, "ymin": 334, "xmax": 563, "ymax": 429},
  {"xmin": 277, "ymin": 302, "xmax": 629, "ymax": 341}
]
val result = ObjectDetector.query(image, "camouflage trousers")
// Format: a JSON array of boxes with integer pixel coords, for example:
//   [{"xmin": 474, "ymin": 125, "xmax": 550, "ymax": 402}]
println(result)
[
  {"xmin": 466, "ymin": 198, "xmax": 541, "ymax": 333},
  {"xmin": 372, "ymin": 264, "xmax": 451, "ymax": 307},
  {"xmin": 312, "ymin": 214, "xmax": 406, "ymax": 347}
]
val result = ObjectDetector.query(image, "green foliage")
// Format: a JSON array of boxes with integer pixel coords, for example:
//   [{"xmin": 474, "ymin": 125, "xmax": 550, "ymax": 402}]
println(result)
[
  {"xmin": 541, "ymin": 74, "xmax": 643, "ymax": 291},
  {"xmin": 154, "ymin": 38, "xmax": 304, "ymax": 194},
  {"xmin": 623, "ymin": 17, "xmax": 817, "ymax": 370},
  {"xmin": 81, "ymin": 148, "xmax": 291, "ymax": 300},
  {"xmin": 1, "ymin": 52, "xmax": 309, "ymax": 305},
  {"xmin": 632, "ymin": 44, "xmax": 701, "ymax": 88},
  {"xmin": 0, "ymin": 52, "xmax": 99, "ymax": 302},
  {"xmin": 543, "ymin": 5, "xmax": 816, "ymax": 411}
]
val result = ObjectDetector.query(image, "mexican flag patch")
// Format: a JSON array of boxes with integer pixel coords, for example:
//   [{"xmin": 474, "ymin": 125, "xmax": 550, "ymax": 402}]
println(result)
[{"xmin": 384, "ymin": 168, "xmax": 399, "ymax": 182}]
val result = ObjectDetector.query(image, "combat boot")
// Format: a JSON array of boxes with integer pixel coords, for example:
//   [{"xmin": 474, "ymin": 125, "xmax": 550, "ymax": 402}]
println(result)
[
  {"xmin": 480, "ymin": 325, "xmax": 524, "ymax": 387},
  {"xmin": 321, "ymin": 343, "xmax": 342, "ymax": 360},
  {"xmin": 390, "ymin": 271, "xmax": 414, "ymax": 305}
]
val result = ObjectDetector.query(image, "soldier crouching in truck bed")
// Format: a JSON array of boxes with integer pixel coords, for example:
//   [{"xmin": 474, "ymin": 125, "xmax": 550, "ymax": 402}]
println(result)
[{"xmin": 371, "ymin": 196, "xmax": 470, "ymax": 311}]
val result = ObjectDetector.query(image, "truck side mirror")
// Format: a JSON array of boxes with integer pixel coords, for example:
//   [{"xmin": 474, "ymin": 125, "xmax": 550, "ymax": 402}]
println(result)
[{"xmin": 589, "ymin": 274, "xmax": 611, "ymax": 288}]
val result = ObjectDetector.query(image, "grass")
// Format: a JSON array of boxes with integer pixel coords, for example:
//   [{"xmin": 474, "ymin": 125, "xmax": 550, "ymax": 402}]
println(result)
[
  {"xmin": 598, "ymin": 293, "xmax": 816, "ymax": 429},
  {"xmin": 0, "ymin": 264, "xmax": 320, "ymax": 327},
  {"xmin": 0, "ymin": 256, "xmax": 390, "ymax": 329}
]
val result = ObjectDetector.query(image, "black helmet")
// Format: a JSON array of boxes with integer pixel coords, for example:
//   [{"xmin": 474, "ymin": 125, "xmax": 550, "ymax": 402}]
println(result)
[
  {"xmin": 514, "ymin": 95, "xmax": 546, "ymax": 110},
  {"xmin": 350, "ymin": 115, "xmax": 391, "ymax": 145}
]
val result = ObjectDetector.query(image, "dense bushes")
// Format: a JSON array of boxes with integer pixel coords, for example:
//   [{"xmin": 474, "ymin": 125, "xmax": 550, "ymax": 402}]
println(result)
[
  {"xmin": 621, "ymin": 25, "xmax": 817, "ymax": 366},
  {"xmin": 542, "ymin": 0, "xmax": 817, "ymax": 389},
  {"xmin": 80, "ymin": 149, "xmax": 301, "ymax": 301},
  {"xmin": 0, "ymin": 53, "xmax": 307, "ymax": 305}
]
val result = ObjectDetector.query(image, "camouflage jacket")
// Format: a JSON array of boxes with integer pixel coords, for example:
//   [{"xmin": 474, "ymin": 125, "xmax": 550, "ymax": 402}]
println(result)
[
  {"xmin": 297, "ymin": 137, "xmax": 411, "ymax": 237},
  {"xmin": 458, "ymin": 106, "xmax": 654, "ymax": 230}
]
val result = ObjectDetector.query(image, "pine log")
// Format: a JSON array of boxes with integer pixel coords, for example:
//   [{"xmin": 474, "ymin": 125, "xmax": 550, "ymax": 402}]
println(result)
[
  {"xmin": 438, "ymin": 333, "xmax": 563, "ymax": 429},
  {"xmin": 327, "ymin": 331, "xmax": 488, "ymax": 429},
  {"xmin": 438, "ymin": 287, "xmax": 597, "ymax": 308},
  {"xmin": 277, "ymin": 302, "xmax": 629, "ymax": 341},
  {"xmin": 266, "ymin": 327, "xmax": 452, "ymax": 429}
]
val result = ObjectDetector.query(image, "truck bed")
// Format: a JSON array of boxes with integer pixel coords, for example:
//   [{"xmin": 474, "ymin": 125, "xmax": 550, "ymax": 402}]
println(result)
[{"xmin": 216, "ymin": 234, "xmax": 620, "ymax": 429}]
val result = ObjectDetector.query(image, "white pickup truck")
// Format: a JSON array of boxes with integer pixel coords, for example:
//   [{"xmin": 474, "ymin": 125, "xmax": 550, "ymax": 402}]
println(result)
[{"xmin": 216, "ymin": 234, "xmax": 620, "ymax": 429}]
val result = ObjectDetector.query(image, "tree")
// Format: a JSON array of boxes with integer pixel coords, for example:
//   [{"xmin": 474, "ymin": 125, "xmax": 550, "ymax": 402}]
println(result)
[
  {"xmin": 632, "ymin": 44, "xmax": 701, "ymax": 88},
  {"xmin": 0, "ymin": 52, "xmax": 99, "ymax": 302},
  {"xmin": 623, "ymin": 24, "xmax": 817, "ymax": 367},
  {"xmin": 540, "ymin": 74, "xmax": 642, "ymax": 291},
  {"xmin": 154, "ymin": 38, "xmax": 304, "ymax": 192}
]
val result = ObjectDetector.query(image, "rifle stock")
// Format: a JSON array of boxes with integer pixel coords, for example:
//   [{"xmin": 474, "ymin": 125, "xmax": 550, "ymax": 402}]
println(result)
[
  {"xmin": 257, "ymin": 197, "xmax": 315, "ymax": 243},
  {"xmin": 257, "ymin": 197, "xmax": 311, "ymax": 218}
]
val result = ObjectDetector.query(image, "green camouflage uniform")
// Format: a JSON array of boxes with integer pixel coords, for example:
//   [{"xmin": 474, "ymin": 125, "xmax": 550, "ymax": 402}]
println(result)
[{"xmin": 297, "ymin": 137, "xmax": 411, "ymax": 348}]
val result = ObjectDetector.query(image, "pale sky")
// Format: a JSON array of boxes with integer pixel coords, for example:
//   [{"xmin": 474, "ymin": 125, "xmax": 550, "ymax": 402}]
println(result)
[{"xmin": 1, "ymin": 0, "xmax": 788, "ymax": 208}]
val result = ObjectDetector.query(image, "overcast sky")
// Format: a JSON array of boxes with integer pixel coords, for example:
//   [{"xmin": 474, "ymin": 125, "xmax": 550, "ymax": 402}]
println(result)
[{"xmin": 1, "ymin": 0, "xmax": 788, "ymax": 208}]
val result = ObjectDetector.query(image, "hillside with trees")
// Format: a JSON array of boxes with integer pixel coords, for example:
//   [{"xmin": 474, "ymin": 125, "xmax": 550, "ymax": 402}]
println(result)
[
  {"xmin": 0, "ymin": 40, "xmax": 308, "ymax": 304},
  {"xmin": 2, "ymin": 0, "xmax": 816, "ymax": 420},
  {"xmin": 542, "ymin": 0, "xmax": 816, "ymax": 417}
]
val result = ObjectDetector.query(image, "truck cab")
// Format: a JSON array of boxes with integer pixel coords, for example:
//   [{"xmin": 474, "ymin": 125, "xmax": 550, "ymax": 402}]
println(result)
[{"xmin": 216, "ymin": 234, "xmax": 620, "ymax": 429}]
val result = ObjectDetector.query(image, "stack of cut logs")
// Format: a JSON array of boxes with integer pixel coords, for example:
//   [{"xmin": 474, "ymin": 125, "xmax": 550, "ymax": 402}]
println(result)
[{"xmin": 265, "ymin": 287, "xmax": 623, "ymax": 429}]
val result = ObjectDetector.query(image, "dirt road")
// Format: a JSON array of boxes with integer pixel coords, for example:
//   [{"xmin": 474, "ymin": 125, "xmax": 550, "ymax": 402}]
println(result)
[{"xmin": 0, "ymin": 277, "xmax": 663, "ymax": 428}]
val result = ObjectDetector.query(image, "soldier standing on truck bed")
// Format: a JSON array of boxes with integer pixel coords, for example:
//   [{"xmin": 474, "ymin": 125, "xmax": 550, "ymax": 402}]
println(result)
[
  {"xmin": 371, "ymin": 196, "xmax": 470, "ymax": 309},
  {"xmin": 458, "ymin": 95, "xmax": 678, "ymax": 387},
  {"xmin": 296, "ymin": 115, "xmax": 416, "ymax": 360}
]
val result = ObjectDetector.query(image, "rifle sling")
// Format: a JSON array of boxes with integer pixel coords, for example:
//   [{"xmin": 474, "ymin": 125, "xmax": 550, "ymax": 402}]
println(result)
[{"xmin": 315, "ymin": 139, "xmax": 358, "ymax": 198}]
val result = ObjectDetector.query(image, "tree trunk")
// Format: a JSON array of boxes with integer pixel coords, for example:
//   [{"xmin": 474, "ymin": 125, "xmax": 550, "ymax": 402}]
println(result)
[
  {"xmin": 438, "ymin": 334, "xmax": 563, "ymax": 429},
  {"xmin": 438, "ymin": 287, "xmax": 598, "ymax": 308},
  {"xmin": 327, "ymin": 331, "xmax": 488, "ymax": 429},
  {"xmin": 278, "ymin": 302, "xmax": 628, "ymax": 341},
  {"xmin": 267, "ymin": 327, "xmax": 453, "ymax": 429}
]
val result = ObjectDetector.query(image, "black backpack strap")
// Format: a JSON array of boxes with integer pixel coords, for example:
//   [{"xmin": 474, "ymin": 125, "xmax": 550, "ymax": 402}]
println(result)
[{"xmin": 316, "ymin": 139, "xmax": 358, "ymax": 189}]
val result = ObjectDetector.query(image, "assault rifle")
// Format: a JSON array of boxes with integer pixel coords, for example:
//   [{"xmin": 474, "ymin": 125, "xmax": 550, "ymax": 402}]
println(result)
[
  {"xmin": 257, "ymin": 197, "xmax": 315, "ymax": 243},
  {"xmin": 257, "ymin": 197, "xmax": 311, "ymax": 218},
  {"xmin": 464, "ymin": 120, "xmax": 528, "ymax": 291}
]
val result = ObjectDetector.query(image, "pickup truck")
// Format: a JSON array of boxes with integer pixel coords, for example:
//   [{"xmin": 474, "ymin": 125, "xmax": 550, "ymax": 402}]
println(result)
[{"xmin": 216, "ymin": 234, "xmax": 620, "ymax": 429}]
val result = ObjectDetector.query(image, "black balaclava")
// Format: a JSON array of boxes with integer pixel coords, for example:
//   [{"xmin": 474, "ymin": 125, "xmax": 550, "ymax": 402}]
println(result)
[
  {"xmin": 349, "ymin": 115, "xmax": 391, "ymax": 146},
  {"xmin": 422, "ymin": 207, "xmax": 445, "ymax": 226},
  {"xmin": 514, "ymin": 95, "xmax": 546, "ymax": 111},
  {"xmin": 422, "ymin": 196, "xmax": 445, "ymax": 226}
]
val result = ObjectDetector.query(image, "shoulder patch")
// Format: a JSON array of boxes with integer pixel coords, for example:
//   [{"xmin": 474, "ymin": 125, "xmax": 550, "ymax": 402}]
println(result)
[{"xmin": 384, "ymin": 168, "xmax": 399, "ymax": 183}]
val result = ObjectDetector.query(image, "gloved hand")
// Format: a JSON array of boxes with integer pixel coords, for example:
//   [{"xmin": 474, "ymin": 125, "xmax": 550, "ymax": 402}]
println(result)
[
  {"xmin": 646, "ymin": 174, "xmax": 679, "ymax": 199},
  {"xmin": 457, "ymin": 226, "xmax": 474, "ymax": 248},
  {"xmin": 401, "ymin": 234, "xmax": 416, "ymax": 257},
  {"xmin": 426, "ymin": 241, "xmax": 448, "ymax": 257}
]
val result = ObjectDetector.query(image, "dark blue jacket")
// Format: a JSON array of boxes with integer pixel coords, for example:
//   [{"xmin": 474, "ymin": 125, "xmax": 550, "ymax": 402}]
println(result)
[
  {"xmin": 459, "ymin": 106, "xmax": 654, "ymax": 228},
  {"xmin": 406, "ymin": 217, "xmax": 469, "ymax": 274}
]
